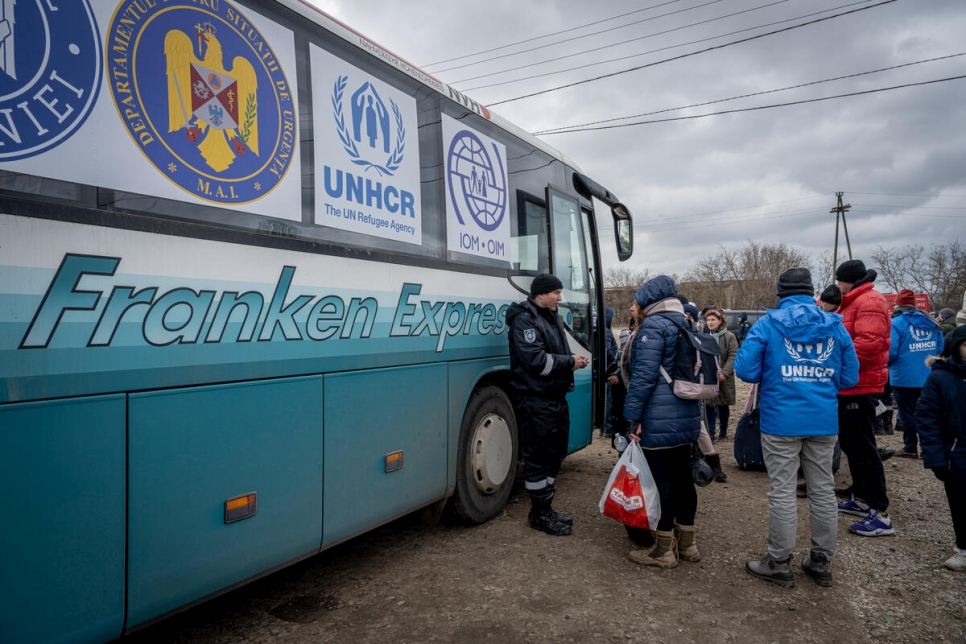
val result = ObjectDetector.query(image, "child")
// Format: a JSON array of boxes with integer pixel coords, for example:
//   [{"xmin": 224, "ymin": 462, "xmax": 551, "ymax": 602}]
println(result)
[{"xmin": 916, "ymin": 325, "xmax": 966, "ymax": 571}]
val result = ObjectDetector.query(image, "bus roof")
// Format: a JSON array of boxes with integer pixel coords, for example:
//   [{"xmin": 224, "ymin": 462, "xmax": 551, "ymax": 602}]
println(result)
[{"xmin": 279, "ymin": 0, "xmax": 580, "ymax": 170}]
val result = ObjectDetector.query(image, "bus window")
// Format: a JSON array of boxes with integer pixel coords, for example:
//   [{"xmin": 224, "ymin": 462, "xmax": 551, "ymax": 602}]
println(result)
[
  {"xmin": 513, "ymin": 193, "xmax": 550, "ymax": 273},
  {"xmin": 548, "ymin": 188, "xmax": 591, "ymax": 347}
]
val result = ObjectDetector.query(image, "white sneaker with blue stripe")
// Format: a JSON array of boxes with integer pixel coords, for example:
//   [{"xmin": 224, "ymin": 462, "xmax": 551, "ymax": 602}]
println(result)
[
  {"xmin": 837, "ymin": 497, "xmax": 870, "ymax": 517},
  {"xmin": 848, "ymin": 510, "xmax": 895, "ymax": 536}
]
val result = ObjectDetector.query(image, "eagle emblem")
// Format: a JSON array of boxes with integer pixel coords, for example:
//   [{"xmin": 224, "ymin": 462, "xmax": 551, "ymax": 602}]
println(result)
[
  {"xmin": 165, "ymin": 21, "xmax": 258, "ymax": 172},
  {"xmin": 107, "ymin": 0, "xmax": 297, "ymax": 205}
]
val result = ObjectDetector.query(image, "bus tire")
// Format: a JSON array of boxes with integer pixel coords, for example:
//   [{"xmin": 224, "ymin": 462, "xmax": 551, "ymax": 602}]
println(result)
[{"xmin": 447, "ymin": 386, "xmax": 518, "ymax": 525}]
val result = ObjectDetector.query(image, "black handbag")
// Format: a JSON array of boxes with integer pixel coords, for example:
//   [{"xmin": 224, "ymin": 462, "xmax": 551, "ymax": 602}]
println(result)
[{"xmin": 690, "ymin": 443, "xmax": 714, "ymax": 487}]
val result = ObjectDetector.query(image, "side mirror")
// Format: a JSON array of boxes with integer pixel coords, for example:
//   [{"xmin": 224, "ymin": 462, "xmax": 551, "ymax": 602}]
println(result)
[{"xmin": 612, "ymin": 204, "xmax": 633, "ymax": 261}]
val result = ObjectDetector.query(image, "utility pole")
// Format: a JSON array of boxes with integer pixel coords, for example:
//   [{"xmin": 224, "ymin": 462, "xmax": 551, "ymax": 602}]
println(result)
[{"xmin": 830, "ymin": 191, "xmax": 852, "ymax": 271}]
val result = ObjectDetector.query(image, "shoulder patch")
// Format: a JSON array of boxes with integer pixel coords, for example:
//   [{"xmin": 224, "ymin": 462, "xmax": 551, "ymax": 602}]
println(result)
[{"xmin": 524, "ymin": 329, "xmax": 536, "ymax": 343}]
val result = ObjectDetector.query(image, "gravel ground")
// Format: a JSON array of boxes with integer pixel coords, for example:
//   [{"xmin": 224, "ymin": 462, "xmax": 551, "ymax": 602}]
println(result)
[{"xmin": 122, "ymin": 381, "xmax": 966, "ymax": 643}]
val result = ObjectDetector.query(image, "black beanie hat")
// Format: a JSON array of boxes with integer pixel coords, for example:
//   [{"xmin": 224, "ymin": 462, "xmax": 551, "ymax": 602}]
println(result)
[
  {"xmin": 777, "ymin": 268, "xmax": 814, "ymax": 299},
  {"xmin": 530, "ymin": 273, "xmax": 563, "ymax": 296},
  {"xmin": 820, "ymin": 284, "xmax": 842, "ymax": 306},
  {"xmin": 835, "ymin": 259, "xmax": 867, "ymax": 284}
]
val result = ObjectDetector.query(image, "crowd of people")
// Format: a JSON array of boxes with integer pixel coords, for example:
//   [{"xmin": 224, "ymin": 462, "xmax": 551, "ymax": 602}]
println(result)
[{"xmin": 506, "ymin": 262, "xmax": 966, "ymax": 584}]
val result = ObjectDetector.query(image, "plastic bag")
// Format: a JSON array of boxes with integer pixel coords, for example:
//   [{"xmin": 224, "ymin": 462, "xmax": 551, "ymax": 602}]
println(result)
[{"xmin": 599, "ymin": 439, "xmax": 662, "ymax": 529}]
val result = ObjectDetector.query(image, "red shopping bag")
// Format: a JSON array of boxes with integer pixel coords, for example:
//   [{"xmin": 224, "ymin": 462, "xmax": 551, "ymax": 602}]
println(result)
[{"xmin": 599, "ymin": 440, "xmax": 661, "ymax": 529}]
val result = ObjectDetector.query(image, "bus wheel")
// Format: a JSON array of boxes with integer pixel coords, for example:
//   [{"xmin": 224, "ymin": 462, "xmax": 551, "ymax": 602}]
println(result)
[{"xmin": 447, "ymin": 386, "xmax": 518, "ymax": 525}]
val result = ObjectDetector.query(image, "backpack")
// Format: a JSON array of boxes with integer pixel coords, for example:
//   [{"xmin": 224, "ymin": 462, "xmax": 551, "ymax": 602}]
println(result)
[{"xmin": 653, "ymin": 313, "xmax": 723, "ymax": 400}]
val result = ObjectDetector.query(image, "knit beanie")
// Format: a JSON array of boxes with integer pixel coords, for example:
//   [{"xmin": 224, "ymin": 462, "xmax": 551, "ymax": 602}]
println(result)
[
  {"xmin": 819, "ymin": 284, "xmax": 841, "ymax": 307},
  {"xmin": 683, "ymin": 303, "xmax": 700, "ymax": 320},
  {"xmin": 894, "ymin": 289, "xmax": 916, "ymax": 307},
  {"xmin": 777, "ymin": 268, "xmax": 814, "ymax": 299},
  {"xmin": 938, "ymin": 308, "xmax": 956, "ymax": 322},
  {"xmin": 835, "ymin": 259, "xmax": 867, "ymax": 284},
  {"xmin": 530, "ymin": 273, "xmax": 563, "ymax": 296}
]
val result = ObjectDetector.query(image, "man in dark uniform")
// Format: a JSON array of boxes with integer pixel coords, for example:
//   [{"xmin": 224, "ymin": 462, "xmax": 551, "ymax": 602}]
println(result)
[{"xmin": 507, "ymin": 273, "xmax": 589, "ymax": 536}]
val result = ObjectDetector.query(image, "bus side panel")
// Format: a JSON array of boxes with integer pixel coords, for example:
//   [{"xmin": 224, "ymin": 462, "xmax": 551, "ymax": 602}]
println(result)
[
  {"xmin": 567, "ymin": 367, "xmax": 593, "ymax": 453},
  {"xmin": 127, "ymin": 376, "xmax": 324, "ymax": 627},
  {"xmin": 445, "ymin": 358, "xmax": 509, "ymax": 491},
  {"xmin": 0, "ymin": 396, "xmax": 125, "ymax": 644},
  {"xmin": 322, "ymin": 364, "xmax": 447, "ymax": 546}
]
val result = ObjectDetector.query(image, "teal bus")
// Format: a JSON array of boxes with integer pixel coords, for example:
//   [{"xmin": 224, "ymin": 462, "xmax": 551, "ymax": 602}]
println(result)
[{"xmin": 0, "ymin": 1, "xmax": 633, "ymax": 641}]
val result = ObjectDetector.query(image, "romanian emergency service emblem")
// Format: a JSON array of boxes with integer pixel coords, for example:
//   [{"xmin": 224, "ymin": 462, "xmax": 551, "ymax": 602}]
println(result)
[
  {"xmin": 106, "ymin": 0, "xmax": 296, "ymax": 204},
  {"xmin": 0, "ymin": 0, "xmax": 102, "ymax": 161},
  {"xmin": 524, "ymin": 329, "xmax": 535, "ymax": 343}
]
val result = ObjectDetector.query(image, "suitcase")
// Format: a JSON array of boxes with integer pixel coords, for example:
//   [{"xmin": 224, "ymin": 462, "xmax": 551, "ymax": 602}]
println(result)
[{"xmin": 734, "ymin": 383, "xmax": 766, "ymax": 471}]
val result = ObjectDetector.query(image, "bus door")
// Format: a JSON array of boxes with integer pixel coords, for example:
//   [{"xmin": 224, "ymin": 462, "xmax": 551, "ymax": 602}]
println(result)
[{"xmin": 546, "ymin": 187, "xmax": 594, "ymax": 452}]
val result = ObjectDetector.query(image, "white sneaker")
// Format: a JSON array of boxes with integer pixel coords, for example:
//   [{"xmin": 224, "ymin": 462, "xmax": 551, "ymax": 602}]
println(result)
[{"xmin": 944, "ymin": 548, "xmax": 966, "ymax": 571}]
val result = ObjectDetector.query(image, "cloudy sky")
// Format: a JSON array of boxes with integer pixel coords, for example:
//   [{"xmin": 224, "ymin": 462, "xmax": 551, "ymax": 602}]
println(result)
[{"xmin": 305, "ymin": 0, "xmax": 966, "ymax": 277}]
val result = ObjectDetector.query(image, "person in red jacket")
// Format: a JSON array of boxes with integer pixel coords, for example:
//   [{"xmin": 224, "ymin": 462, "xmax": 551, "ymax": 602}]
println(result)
[{"xmin": 834, "ymin": 260, "xmax": 895, "ymax": 537}]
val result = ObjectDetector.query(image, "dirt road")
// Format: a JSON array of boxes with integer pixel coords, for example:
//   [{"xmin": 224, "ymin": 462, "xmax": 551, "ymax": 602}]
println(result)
[{"xmin": 123, "ymin": 389, "xmax": 966, "ymax": 643}]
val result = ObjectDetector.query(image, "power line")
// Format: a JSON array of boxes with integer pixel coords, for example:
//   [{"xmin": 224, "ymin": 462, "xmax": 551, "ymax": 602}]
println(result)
[
  {"xmin": 487, "ymin": 0, "xmax": 896, "ymax": 107},
  {"xmin": 534, "ymin": 74, "xmax": 966, "ymax": 134},
  {"xmin": 436, "ymin": 0, "xmax": 728, "ymax": 76},
  {"xmin": 420, "ymin": 0, "xmax": 684, "ymax": 69},
  {"xmin": 454, "ymin": 0, "xmax": 801, "ymax": 86},
  {"xmin": 847, "ymin": 191, "xmax": 966, "ymax": 198},
  {"xmin": 533, "ymin": 52, "xmax": 966, "ymax": 135}
]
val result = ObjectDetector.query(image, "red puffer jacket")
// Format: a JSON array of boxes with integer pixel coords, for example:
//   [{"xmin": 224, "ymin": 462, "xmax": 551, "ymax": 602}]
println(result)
[{"xmin": 837, "ymin": 282, "xmax": 891, "ymax": 395}]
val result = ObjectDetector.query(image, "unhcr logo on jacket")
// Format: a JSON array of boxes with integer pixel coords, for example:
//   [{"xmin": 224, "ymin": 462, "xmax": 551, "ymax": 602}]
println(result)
[
  {"xmin": 908, "ymin": 325, "xmax": 939, "ymax": 352},
  {"xmin": 781, "ymin": 337, "xmax": 836, "ymax": 381}
]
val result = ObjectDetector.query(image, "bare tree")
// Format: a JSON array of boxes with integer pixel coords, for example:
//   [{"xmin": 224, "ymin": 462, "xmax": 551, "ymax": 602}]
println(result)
[
  {"xmin": 867, "ymin": 241, "xmax": 965, "ymax": 310},
  {"xmin": 678, "ymin": 241, "xmax": 811, "ymax": 310},
  {"xmin": 604, "ymin": 265, "xmax": 650, "ymax": 289}
]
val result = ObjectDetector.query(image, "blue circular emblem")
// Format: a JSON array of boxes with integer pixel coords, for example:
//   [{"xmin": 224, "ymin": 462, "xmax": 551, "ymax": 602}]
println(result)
[
  {"xmin": 106, "ymin": 0, "xmax": 297, "ymax": 205},
  {"xmin": 447, "ymin": 130, "xmax": 507, "ymax": 232},
  {"xmin": 0, "ymin": 0, "xmax": 102, "ymax": 161}
]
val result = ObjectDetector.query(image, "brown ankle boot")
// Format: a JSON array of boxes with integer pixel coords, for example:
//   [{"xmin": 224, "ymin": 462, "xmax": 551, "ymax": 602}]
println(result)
[
  {"xmin": 706, "ymin": 453, "xmax": 727, "ymax": 483},
  {"xmin": 674, "ymin": 523, "xmax": 701, "ymax": 562},
  {"xmin": 628, "ymin": 530, "xmax": 678, "ymax": 568}
]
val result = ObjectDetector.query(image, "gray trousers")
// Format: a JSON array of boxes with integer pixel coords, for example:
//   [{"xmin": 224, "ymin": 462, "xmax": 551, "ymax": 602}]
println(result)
[{"xmin": 761, "ymin": 433, "xmax": 838, "ymax": 561}]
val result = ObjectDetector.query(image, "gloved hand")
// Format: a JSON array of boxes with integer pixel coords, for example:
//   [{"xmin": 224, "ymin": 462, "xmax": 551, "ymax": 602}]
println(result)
[{"xmin": 932, "ymin": 466, "xmax": 951, "ymax": 482}]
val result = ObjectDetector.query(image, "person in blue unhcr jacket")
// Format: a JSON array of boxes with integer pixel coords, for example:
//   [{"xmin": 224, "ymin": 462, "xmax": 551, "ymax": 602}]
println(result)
[
  {"xmin": 622, "ymin": 275, "xmax": 702, "ymax": 569},
  {"xmin": 889, "ymin": 289, "xmax": 944, "ymax": 459},
  {"xmin": 735, "ymin": 268, "xmax": 859, "ymax": 588}
]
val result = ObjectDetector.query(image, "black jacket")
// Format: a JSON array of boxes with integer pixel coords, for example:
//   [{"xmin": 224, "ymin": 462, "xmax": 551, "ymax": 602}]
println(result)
[
  {"xmin": 917, "ymin": 352, "xmax": 966, "ymax": 474},
  {"xmin": 507, "ymin": 298, "xmax": 575, "ymax": 398}
]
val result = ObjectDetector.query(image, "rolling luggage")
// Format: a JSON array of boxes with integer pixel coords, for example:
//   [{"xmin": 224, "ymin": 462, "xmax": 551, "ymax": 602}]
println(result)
[{"xmin": 734, "ymin": 383, "xmax": 766, "ymax": 471}]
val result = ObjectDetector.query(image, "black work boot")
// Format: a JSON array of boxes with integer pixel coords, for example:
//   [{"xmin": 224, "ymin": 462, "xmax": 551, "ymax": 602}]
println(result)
[
  {"xmin": 528, "ymin": 500, "xmax": 571, "ymax": 536},
  {"xmin": 546, "ymin": 489, "xmax": 572, "ymax": 526},
  {"xmin": 802, "ymin": 551, "xmax": 833, "ymax": 587},
  {"xmin": 746, "ymin": 554, "xmax": 795, "ymax": 587}
]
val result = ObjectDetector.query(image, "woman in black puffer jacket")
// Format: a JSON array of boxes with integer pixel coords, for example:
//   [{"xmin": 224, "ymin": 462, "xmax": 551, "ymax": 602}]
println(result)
[
  {"xmin": 623, "ymin": 275, "xmax": 701, "ymax": 569},
  {"xmin": 916, "ymin": 324, "xmax": 966, "ymax": 571}
]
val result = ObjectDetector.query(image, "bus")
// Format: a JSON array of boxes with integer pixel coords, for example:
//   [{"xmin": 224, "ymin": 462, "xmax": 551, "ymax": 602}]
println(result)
[{"xmin": 0, "ymin": 1, "xmax": 633, "ymax": 641}]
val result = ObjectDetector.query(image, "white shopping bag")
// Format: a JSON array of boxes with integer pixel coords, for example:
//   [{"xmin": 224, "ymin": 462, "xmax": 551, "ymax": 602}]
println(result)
[{"xmin": 598, "ymin": 439, "xmax": 661, "ymax": 529}]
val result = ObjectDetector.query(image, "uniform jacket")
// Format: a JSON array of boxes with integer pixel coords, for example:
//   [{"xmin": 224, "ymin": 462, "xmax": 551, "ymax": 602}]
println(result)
[
  {"xmin": 916, "ymin": 338, "xmax": 966, "ymax": 474},
  {"xmin": 622, "ymin": 276, "xmax": 701, "ymax": 449},
  {"xmin": 735, "ymin": 295, "xmax": 859, "ymax": 437},
  {"xmin": 707, "ymin": 329, "xmax": 738, "ymax": 407},
  {"xmin": 889, "ymin": 307, "xmax": 944, "ymax": 388},
  {"xmin": 837, "ymin": 277, "xmax": 891, "ymax": 395},
  {"xmin": 737, "ymin": 320, "xmax": 752, "ymax": 344},
  {"xmin": 507, "ymin": 298, "xmax": 575, "ymax": 398},
  {"xmin": 604, "ymin": 306, "xmax": 619, "ymax": 370}
]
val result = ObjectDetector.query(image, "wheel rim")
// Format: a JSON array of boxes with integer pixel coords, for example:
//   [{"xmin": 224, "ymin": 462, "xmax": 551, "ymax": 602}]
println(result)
[{"xmin": 470, "ymin": 413, "xmax": 512, "ymax": 494}]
